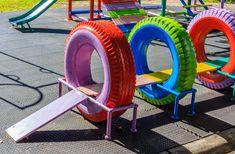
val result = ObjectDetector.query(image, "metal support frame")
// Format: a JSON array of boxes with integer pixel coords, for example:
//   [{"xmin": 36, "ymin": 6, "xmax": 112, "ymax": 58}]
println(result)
[
  {"xmin": 67, "ymin": 0, "xmax": 110, "ymax": 21},
  {"xmin": 155, "ymin": 84, "xmax": 196, "ymax": 120},
  {"xmin": 216, "ymin": 70, "xmax": 235, "ymax": 101},
  {"xmin": 137, "ymin": 83, "xmax": 196, "ymax": 120},
  {"xmin": 19, "ymin": 23, "xmax": 32, "ymax": 32},
  {"xmin": 58, "ymin": 78, "xmax": 138, "ymax": 140}
]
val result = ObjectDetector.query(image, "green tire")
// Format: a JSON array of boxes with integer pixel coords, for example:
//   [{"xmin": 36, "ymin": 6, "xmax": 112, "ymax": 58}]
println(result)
[{"xmin": 128, "ymin": 17, "xmax": 196, "ymax": 105}]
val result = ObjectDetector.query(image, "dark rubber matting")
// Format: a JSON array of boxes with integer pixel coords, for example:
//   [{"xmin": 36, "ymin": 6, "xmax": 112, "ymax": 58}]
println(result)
[{"xmin": 0, "ymin": 8, "xmax": 234, "ymax": 154}]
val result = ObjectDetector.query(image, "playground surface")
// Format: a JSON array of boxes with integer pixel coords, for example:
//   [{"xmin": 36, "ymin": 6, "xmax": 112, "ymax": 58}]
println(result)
[{"xmin": 0, "ymin": 6, "xmax": 235, "ymax": 154}]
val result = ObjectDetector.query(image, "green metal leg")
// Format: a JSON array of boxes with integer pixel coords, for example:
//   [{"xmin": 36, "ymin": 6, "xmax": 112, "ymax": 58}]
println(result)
[
  {"xmin": 187, "ymin": 0, "xmax": 192, "ymax": 5},
  {"xmin": 26, "ymin": 23, "xmax": 32, "ymax": 32},
  {"xmin": 161, "ymin": 0, "xmax": 166, "ymax": 16},
  {"xmin": 20, "ymin": 23, "xmax": 32, "ymax": 32},
  {"xmin": 21, "ymin": 24, "xmax": 25, "ymax": 30},
  {"xmin": 231, "ymin": 84, "xmax": 235, "ymax": 101},
  {"xmin": 216, "ymin": 70, "xmax": 235, "ymax": 102}
]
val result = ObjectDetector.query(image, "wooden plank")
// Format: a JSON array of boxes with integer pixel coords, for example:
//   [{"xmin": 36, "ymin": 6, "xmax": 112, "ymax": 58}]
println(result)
[
  {"xmin": 107, "ymin": 8, "xmax": 147, "ymax": 18},
  {"xmin": 136, "ymin": 62, "xmax": 219, "ymax": 87},
  {"xmin": 197, "ymin": 63, "xmax": 217, "ymax": 74},
  {"xmin": 204, "ymin": 57, "xmax": 229, "ymax": 69},
  {"xmin": 144, "ymin": 69, "xmax": 171, "ymax": 81},
  {"xmin": 103, "ymin": 2, "xmax": 141, "ymax": 11},
  {"xmin": 136, "ymin": 75, "xmax": 159, "ymax": 87},
  {"xmin": 77, "ymin": 83, "xmax": 103, "ymax": 97},
  {"xmin": 113, "ymin": 15, "xmax": 146, "ymax": 25},
  {"xmin": 102, "ymin": 0, "xmax": 136, "ymax": 4},
  {"xmin": 183, "ymin": 4, "xmax": 212, "ymax": 8},
  {"xmin": 136, "ymin": 69, "xmax": 171, "ymax": 87},
  {"xmin": 6, "ymin": 90, "xmax": 88, "ymax": 142}
]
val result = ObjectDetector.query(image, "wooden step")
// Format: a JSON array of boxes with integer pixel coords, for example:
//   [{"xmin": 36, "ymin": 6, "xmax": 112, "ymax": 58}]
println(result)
[
  {"xmin": 102, "ymin": 0, "xmax": 136, "ymax": 4},
  {"xmin": 113, "ymin": 15, "xmax": 146, "ymax": 25},
  {"xmin": 183, "ymin": 4, "xmax": 212, "ymax": 8},
  {"xmin": 136, "ymin": 62, "xmax": 219, "ymax": 87},
  {"xmin": 103, "ymin": 2, "xmax": 141, "ymax": 11},
  {"xmin": 77, "ymin": 83, "xmax": 103, "ymax": 97}
]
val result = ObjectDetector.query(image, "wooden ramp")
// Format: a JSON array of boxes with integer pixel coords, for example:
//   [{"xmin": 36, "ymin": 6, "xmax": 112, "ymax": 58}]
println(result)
[{"xmin": 6, "ymin": 90, "xmax": 88, "ymax": 142}]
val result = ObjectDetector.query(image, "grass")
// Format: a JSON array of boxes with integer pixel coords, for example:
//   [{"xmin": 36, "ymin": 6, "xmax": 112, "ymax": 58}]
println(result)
[
  {"xmin": 0, "ymin": 0, "xmax": 79, "ymax": 12},
  {"xmin": 0, "ymin": 0, "xmax": 233, "ymax": 12},
  {"xmin": 0, "ymin": 0, "xmax": 37, "ymax": 12}
]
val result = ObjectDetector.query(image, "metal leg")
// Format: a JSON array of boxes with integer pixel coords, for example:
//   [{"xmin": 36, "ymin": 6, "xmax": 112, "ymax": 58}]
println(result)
[
  {"xmin": 105, "ymin": 111, "xmax": 113, "ymax": 140},
  {"xmin": 221, "ymin": 0, "xmax": 224, "ymax": 8},
  {"xmin": 131, "ymin": 104, "xmax": 138, "ymax": 133},
  {"xmin": 96, "ymin": 0, "xmax": 101, "ymax": 18},
  {"xmin": 161, "ymin": 0, "xmax": 166, "ymax": 16},
  {"xmin": 193, "ymin": 0, "xmax": 197, "ymax": 11},
  {"xmin": 58, "ymin": 81, "xmax": 62, "ymax": 97},
  {"xmin": 172, "ymin": 96, "xmax": 180, "ymax": 120},
  {"xmin": 26, "ymin": 23, "xmax": 32, "ymax": 31},
  {"xmin": 231, "ymin": 84, "xmax": 235, "ymax": 102},
  {"xmin": 188, "ymin": 89, "xmax": 196, "ymax": 115},
  {"xmin": 21, "ymin": 24, "xmax": 25, "ymax": 31}
]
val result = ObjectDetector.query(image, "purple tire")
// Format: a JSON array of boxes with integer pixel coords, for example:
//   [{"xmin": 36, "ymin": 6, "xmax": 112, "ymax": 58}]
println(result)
[
  {"xmin": 65, "ymin": 29, "xmax": 111, "ymax": 115},
  {"xmin": 64, "ymin": 21, "xmax": 136, "ymax": 122}
]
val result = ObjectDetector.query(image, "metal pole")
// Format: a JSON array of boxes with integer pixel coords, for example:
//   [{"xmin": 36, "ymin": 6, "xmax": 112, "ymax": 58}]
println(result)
[
  {"xmin": 67, "ymin": 0, "xmax": 73, "ymax": 20},
  {"xmin": 221, "ymin": 0, "xmax": 224, "ymax": 8},
  {"xmin": 90, "ymin": 0, "xmax": 94, "ymax": 20},
  {"xmin": 131, "ymin": 105, "xmax": 138, "ymax": 133},
  {"xmin": 189, "ymin": 89, "xmax": 196, "ymax": 115},
  {"xmin": 172, "ymin": 96, "xmax": 180, "ymax": 120},
  {"xmin": 58, "ymin": 80, "xmax": 62, "ymax": 97},
  {"xmin": 58, "ymin": 78, "xmax": 111, "ymax": 112},
  {"xmin": 105, "ymin": 111, "xmax": 112, "ymax": 140},
  {"xmin": 161, "ymin": 0, "xmax": 166, "ymax": 16},
  {"xmin": 97, "ymin": 0, "xmax": 101, "ymax": 18},
  {"xmin": 193, "ymin": 0, "xmax": 197, "ymax": 11}
]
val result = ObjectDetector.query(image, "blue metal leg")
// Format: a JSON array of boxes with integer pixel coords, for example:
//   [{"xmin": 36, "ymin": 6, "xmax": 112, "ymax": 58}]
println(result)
[
  {"xmin": 172, "ymin": 95, "xmax": 180, "ymax": 120},
  {"xmin": 188, "ymin": 89, "xmax": 196, "ymax": 116},
  {"xmin": 231, "ymin": 83, "xmax": 235, "ymax": 102},
  {"xmin": 149, "ymin": 83, "xmax": 197, "ymax": 120}
]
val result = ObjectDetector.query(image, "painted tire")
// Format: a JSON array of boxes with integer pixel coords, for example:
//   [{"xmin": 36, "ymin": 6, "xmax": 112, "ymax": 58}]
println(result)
[
  {"xmin": 129, "ymin": 17, "xmax": 196, "ymax": 105},
  {"xmin": 188, "ymin": 9, "xmax": 235, "ymax": 89},
  {"xmin": 65, "ymin": 21, "xmax": 136, "ymax": 122}
]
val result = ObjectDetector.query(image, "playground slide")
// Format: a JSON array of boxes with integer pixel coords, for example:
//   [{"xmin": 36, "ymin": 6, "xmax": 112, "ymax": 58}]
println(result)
[{"xmin": 9, "ymin": 0, "xmax": 57, "ymax": 26}]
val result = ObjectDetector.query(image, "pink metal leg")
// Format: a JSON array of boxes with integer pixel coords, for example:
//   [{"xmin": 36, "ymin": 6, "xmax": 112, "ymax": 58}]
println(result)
[
  {"xmin": 105, "ymin": 111, "xmax": 113, "ymax": 140},
  {"xmin": 221, "ymin": 0, "xmax": 224, "ymax": 8},
  {"xmin": 131, "ymin": 104, "xmax": 138, "ymax": 133},
  {"xmin": 58, "ymin": 78, "xmax": 138, "ymax": 140},
  {"xmin": 194, "ymin": 0, "xmax": 197, "ymax": 11},
  {"xmin": 58, "ymin": 81, "xmax": 62, "ymax": 97}
]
